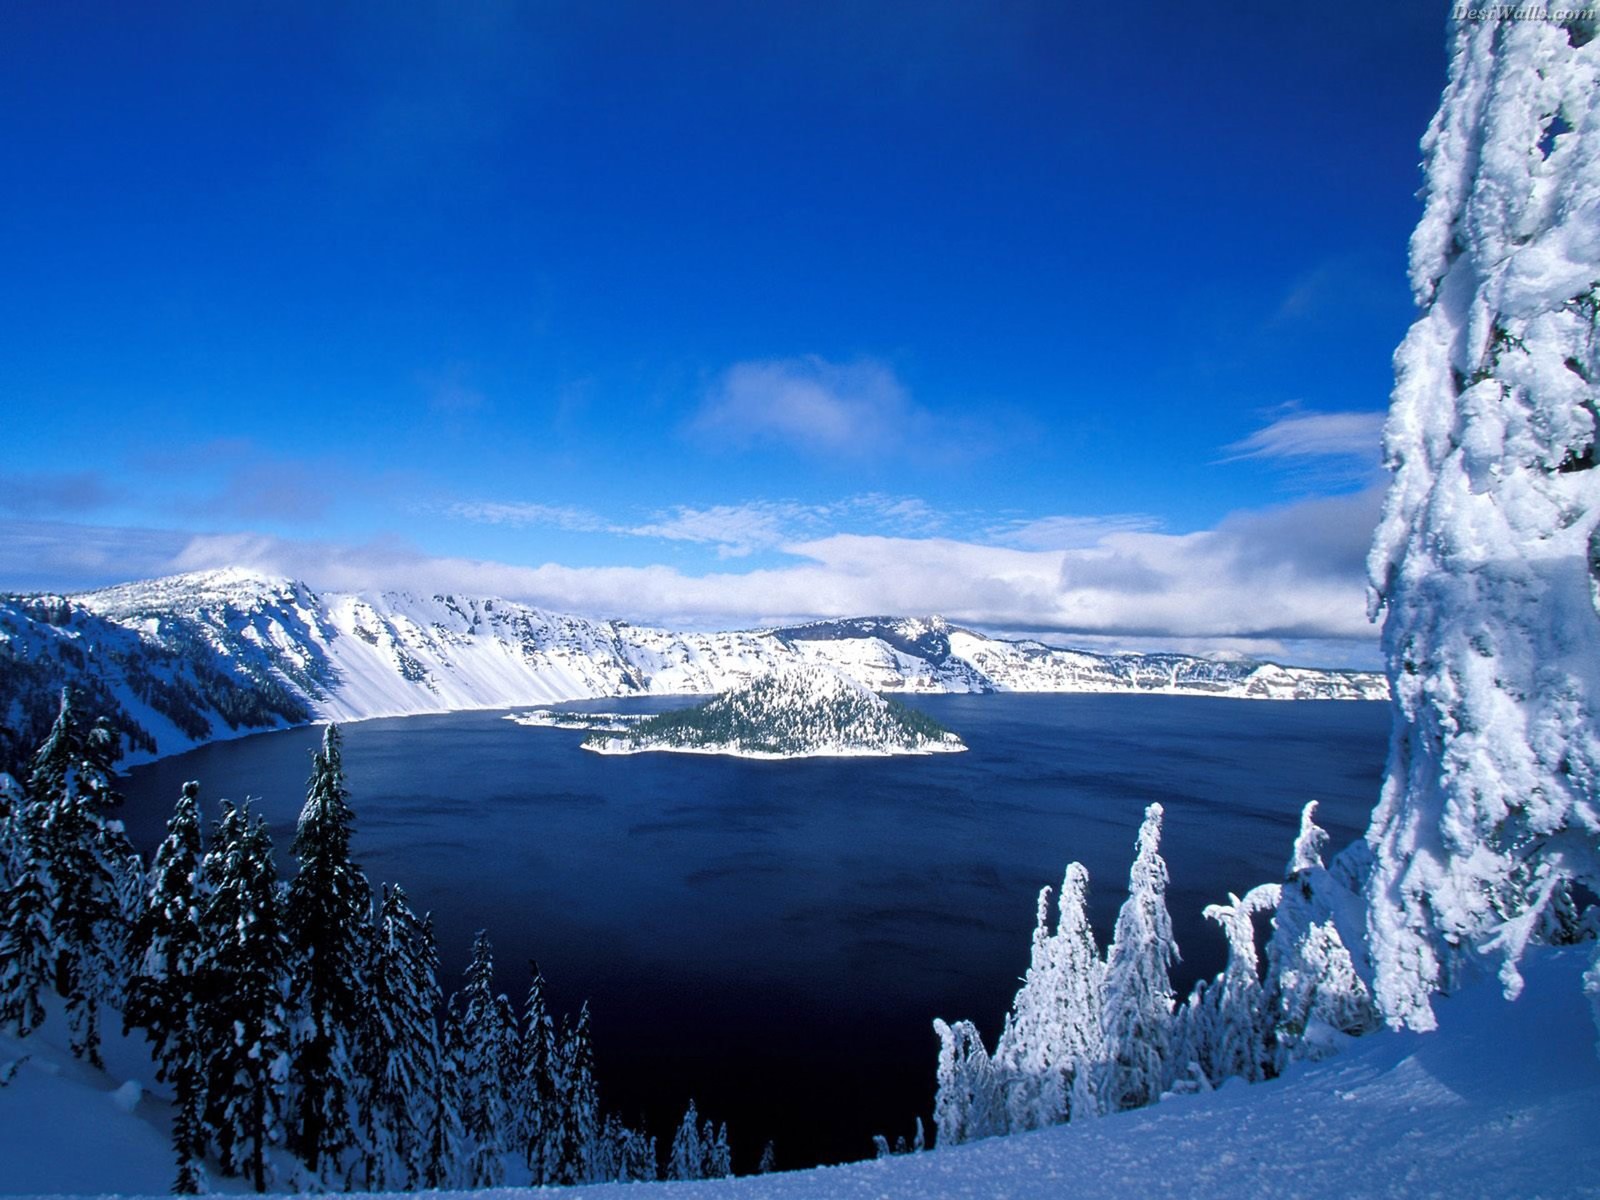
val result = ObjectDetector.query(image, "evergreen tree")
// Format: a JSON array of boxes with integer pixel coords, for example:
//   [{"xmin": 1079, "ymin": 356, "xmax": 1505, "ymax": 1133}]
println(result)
[
  {"xmin": 285, "ymin": 724, "xmax": 373, "ymax": 1178},
  {"xmin": 454, "ymin": 931, "xmax": 512, "ymax": 1187},
  {"xmin": 125, "ymin": 781, "xmax": 210, "ymax": 1194},
  {"xmin": 1263, "ymin": 803, "xmax": 1379, "ymax": 1065},
  {"xmin": 359, "ymin": 884, "xmax": 441, "ymax": 1190},
  {"xmin": 0, "ymin": 775, "xmax": 53, "ymax": 1040},
  {"xmin": 667, "ymin": 1099, "xmax": 703, "ymax": 1181},
  {"xmin": 1098, "ymin": 803, "xmax": 1179, "ymax": 1113},
  {"xmin": 515, "ymin": 963, "xmax": 561, "ymax": 1185},
  {"xmin": 702, "ymin": 1120, "xmax": 732, "ymax": 1179},
  {"xmin": 199, "ymin": 802, "xmax": 290, "ymax": 1193},
  {"xmin": 555, "ymin": 1002, "xmax": 600, "ymax": 1184},
  {"xmin": 931, "ymin": 1017, "xmax": 1006, "ymax": 1146},
  {"xmin": 1197, "ymin": 884, "xmax": 1280, "ymax": 1086},
  {"xmin": 423, "ymin": 1013, "xmax": 467, "ymax": 1190},
  {"xmin": 994, "ymin": 861, "xmax": 1104, "ymax": 1129},
  {"xmin": 757, "ymin": 1140, "xmax": 777, "ymax": 1174},
  {"xmin": 22, "ymin": 691, "xmax": 136, "ymax": 1066}
]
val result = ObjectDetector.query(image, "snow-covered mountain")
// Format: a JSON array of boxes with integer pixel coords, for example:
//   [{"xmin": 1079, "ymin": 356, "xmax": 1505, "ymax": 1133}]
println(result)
[
  {"xmin": 582, "ymin": 664, "xmax": 967, "ymax": 758},
  {"xmin": 0, "ymin": 569, "xmax": 1387, "ymax": 769}
]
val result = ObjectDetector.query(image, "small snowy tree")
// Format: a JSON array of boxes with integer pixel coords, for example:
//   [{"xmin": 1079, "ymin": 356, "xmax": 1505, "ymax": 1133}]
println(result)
[
  {"xmin": 554, "ymin": 1002, "xmax": 600, "ymax": 1184},
  {"xmin": 125, "ymin": 781, "xmax": 210, "ymax": 1194},
  {"xmin": 1263, "ymin": 803, "xmax": 1379, "ymax": 1065},
  {"xmin": 15, "ymin": 692, "xmax": 137, "ymax": 1066},
  {"xmin": 994, "ymin": 861, "xmax": 1105, "ymax": 1128},
  {"xmin": 285, "ymin": 723, "xmax": 373, "ymax": 1179},
  {"xmin": 453, "ymin": 931, "xmax": 513, "ymax": 1187},
  {"xmin": 199, "ymin": 802, "xmax": 291, "ymax": 1193},
  {"xmin": 359, "ymin": 884, "xmax": 441, "ymax": 1190},
  {"xmin": 931, "ymin": 1017, "xmax": 1006, "ymax": 1145},
  {"xmin": 1098, "ymin": 803, "xmax": 1179, "ymax": 1112},
  {"xmin": 513, "ymin": 962, "xmax": 560, "ymax": 1184},
  {"xmin": 1365, "ymin": 10, "xmax": 1600, "ymax": 1032},
  {"xmin": 667, "ymin": 1099, "xmax": 704, "ymax": 1181},
  {"xmin": 1197, "ymin": 883, "xmax": 1280, "ymax": 1085}
]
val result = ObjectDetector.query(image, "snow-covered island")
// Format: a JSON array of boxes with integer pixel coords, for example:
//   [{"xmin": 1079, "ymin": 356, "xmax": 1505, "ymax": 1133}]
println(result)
[{"xmin": 580, "ymin": 665, "xmax": 968, "ymax": 759}]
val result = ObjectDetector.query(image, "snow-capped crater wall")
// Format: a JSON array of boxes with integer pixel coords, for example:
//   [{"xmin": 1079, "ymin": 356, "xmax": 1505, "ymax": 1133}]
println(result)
[
  {"xmin": 1365, "ymin": 12, "xmax": 1600, "ymax": 1031},
  {"xmin": 0, "ymin": 570, "xmax": 1385, "ymax": 770}
]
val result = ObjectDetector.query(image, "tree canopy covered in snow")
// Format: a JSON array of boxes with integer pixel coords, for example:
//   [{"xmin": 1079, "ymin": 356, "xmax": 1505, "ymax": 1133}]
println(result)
[{"xmin": 1365, "ymin": 11, "xmax": 1600, "ymax": 1031}]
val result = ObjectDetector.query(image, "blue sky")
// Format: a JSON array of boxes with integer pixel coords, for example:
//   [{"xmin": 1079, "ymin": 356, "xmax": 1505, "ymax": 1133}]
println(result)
[{"xmin": 0, "ymin": 2, "xmax": 1448, "ymax": 665}]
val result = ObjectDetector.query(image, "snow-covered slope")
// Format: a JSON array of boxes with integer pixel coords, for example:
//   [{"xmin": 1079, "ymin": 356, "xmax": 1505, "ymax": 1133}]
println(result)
[
  {"xmin": 3, "ymin": 948, "xmax": 1594, "ymax": 1198},
  {"xmin": 582, "ymin": 664, "xmax": 967, "ymax": 758},
  {"xmin": 0, "ymin": 570, "xmax": 1387, "ymax": 769}
]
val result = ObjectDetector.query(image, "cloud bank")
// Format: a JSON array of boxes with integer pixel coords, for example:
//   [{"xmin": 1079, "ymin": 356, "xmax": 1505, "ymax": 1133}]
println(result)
[{"xmin": 0, "ymin": 483, "xmax": 1385, "ymax": 668}]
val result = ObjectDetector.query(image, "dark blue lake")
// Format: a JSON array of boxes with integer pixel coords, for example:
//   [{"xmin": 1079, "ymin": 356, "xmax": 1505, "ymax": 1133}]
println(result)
[{"xmin": 119, "ymin": 694, "xmax": 1390, "ymax": 1171}]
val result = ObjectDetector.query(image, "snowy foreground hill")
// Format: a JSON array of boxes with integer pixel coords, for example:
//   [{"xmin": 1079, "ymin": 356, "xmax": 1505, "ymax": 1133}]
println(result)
[
  {"xmin": 0, "ymin": 568, "xmax": 1386, "ymax": 769},
  {"xmin": 1, "ymin": 950, "xmax": 1595, "ymax": 1199},
  {"xmin": 579, "ymin": 664, "xmax": 967, "ymax": 758}
]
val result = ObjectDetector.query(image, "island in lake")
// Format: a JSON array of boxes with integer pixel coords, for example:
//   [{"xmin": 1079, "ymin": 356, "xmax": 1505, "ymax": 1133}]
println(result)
[{"xmin": 562, "ymin": 665, "xmax": 968, "ymax": 759}]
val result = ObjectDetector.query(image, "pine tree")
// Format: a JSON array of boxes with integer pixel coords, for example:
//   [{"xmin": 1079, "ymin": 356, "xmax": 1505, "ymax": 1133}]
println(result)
[
  {"xmin": 702, "ymin": 1120, "xmax": 732, "ymax": 1179},
  {"xmin": 0, "ymin": 774, "xmax": 53, "ymax": 1040},
  {"xmin": 125, "ymin": 781, "xmax": 210, "ymax": 1194},
  {"xmin": 1365, "ymin": 10, "xmax": 1600, "ymax": 1032},
  {"xmin": 757, "ymin": 1140, "xmax": 777, "ymax": 1174},
  {"xmin": 18, "ymin": 692, "xmax": 137, "ymax": 1066},
  {"xmin": 359, "ymin": 884, "xmax": 441, "ymax": 1190},
  {"xmin": 555, "ymin": 1002, "xmax": 600, "ymax": 1184},
  {"xmin": 454, "ymin": 931, "xmax": 512, "ymax": 1187},
  {"xmin": 515, "ymin": 963, "xmax": 561, "ymax": 1185},
  {"xmin": 199, "ymin": 802, "xmax": 291, "ymax": 1193},
  {"xmin": 1197, "ymin": 884, "xmax": 1279, "ymax": 1085},
  {"xmin": 1263, "ymin": 802, "xmax": 1379, "ymax": 1065},
  {"xmin": 931, "ymin": 1017, "xmax": 1006, "ymax": 1146},
  {"xmin": 285, "ymin": 723, "xmax": 373, "ymax": 1179},
  {"xmin": 667, "ymin": 1099, "xmax": 703, "ymax": 1181},
  {"xmin": 423, "ymin": 1014, "xmax": 467, "ymax": 1190},
  {"xmin": 994, "ymin": 861, "xmax": 1104, "ymax": 1129},
  {"xmin": 1098, "ymin": 803, "xmax": 1179, "ymax": 1113}
]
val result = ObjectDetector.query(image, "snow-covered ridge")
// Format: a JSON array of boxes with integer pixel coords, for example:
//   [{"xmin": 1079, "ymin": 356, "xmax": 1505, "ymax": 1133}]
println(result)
[
  {"xmin": 0, "ymin": 569, "xmax": 1387, "ymax": 768},
  {"xmin": 580, "ymin": 664, "xmax": 967, "ymax": 759}
]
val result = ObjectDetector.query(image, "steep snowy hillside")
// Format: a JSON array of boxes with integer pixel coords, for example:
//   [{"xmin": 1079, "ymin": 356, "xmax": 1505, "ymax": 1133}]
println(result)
[
  {"xmin": 582, "ymin": 664, "xmax": 966, "ymax": 758},
  {"xmin": 0, "ymin": 570, "xmax": 1386, "ymax": 770}
]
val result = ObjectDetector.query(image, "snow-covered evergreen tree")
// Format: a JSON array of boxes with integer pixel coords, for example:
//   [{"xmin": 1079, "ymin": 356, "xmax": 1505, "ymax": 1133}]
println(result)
[
  {"xmin": 994, "ymin": 861, "xmax": 1104, "ymax": 1128},
  {"xmin": 453, "ymin": 931, "xmax": 513, "ymax": 1188},
  {"xmin": 1263, "ymin": 803, "xmax": 1379, "ymax": 1065},
  {"xmin": 515, "ymin": 963, "xmax": 561, "ymax": 1185},
  {"xmin": 757, "ymin": 1139, "xmax": 777, "ymax": 1174},
  {"xmin": 1365, "ymin": 10, "xmax": 1600, "ymax": 1032},
  {"xmin": 702, "ymin": 1119, "xmax": 732, "ymax": 1179},
  {"xmin": 1097, "ymin": 803, "xmax": 1179, "ymax": 1112},
  {"xmin": 423, "ymin": 1014, "xmax": 467, "ymax": 1191},
  {"xmin": 555, "ymin": 1001, "xmax": 600, "ymax": 1184},
  {"xmin": 1197, "ymin": 884, "xmax": 1279, "ymax": 1085},
  {"xmin": 358, "ymin": 884, "xmax": 441, "ymax": 1190},
  {"xmin": 6, "ymin": 691, "xmax": 137, "ymax": 1066},
  {"xmin": 667, "ymin": 1099, "xmax": 704, "ymax": 1181},
  {"xmin": 285, "ymin": 723, "xmax": 373, "ymax": 1179},
  {"xmin": 0, "ymin": 775, "xmax": 53, "ymax": 1040},
  {"xmin": 199, "ymin": 801, "xmax": 290, "ymax": 1193},
  {"xmin": 931, "ymin": 1017, "xmax": 1006, "ymax": 1146},
  {"xmin": 124, "ymin": 781, "xmax": 210, "ymax": 1194}
]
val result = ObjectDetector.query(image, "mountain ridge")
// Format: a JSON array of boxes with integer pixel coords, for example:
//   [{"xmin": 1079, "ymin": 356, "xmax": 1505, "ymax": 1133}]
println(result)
[{"xmin": 0, "ymin": 569, "xmax": 1389, "ymax": 771}]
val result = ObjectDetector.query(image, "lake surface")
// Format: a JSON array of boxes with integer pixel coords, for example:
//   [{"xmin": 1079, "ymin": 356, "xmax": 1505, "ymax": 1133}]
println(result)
[{"xmin": 119, "ymin": 693, "xmax": 1390, "ymax": 1171}]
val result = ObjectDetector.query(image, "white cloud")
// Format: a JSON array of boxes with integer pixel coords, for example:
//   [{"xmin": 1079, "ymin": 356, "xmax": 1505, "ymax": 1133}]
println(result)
[
  {"xmin": 0, "ymin": 486, "xmax": 1386, "ymax": 666},
  {"xmin": 692, "ymin": 356, "xmax": 927, "ymax": 456},
  {"xmin": 444, "ymin": 501, "xmax": 605, "ymax": 531},
  {"xmin": 1224, "ymin": 410, "xmax": 1387, "ymax": 462}
]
